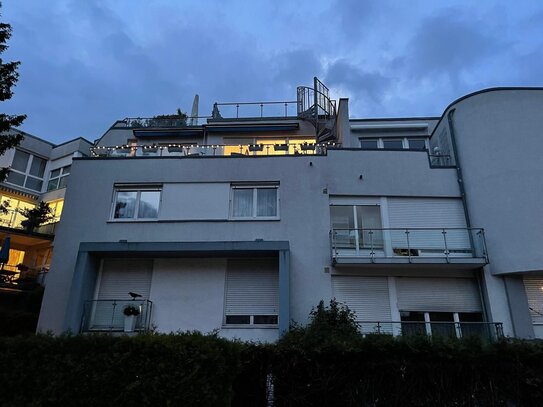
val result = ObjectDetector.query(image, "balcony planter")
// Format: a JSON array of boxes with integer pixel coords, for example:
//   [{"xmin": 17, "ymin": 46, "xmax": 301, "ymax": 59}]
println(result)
[
  {"xmin": 248, "ymin": 144, "xmax": 264, "ymax": 152},
  {"xmin": 123, "ymin": 305, "xmax": 140, "ymax": 333},
  {"xmin": 301, "ymin": 143, "xmax": 316, "ymax": 151}
]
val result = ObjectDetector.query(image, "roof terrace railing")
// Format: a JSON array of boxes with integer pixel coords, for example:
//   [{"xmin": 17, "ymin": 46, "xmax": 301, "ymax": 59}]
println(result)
[
  {"xmin": 212, "ymin": 101, "xmax": 299, "ymax": 119},
  {"xmin": 91, "ymin": 142, "xmax": 339, "ymax": 158},
  {"xmin": 123, "ymin": 116, "xmax": 211, "ymax": 128}
]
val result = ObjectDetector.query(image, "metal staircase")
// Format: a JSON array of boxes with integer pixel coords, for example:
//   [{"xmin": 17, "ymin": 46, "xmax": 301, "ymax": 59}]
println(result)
[{"xmin": 297, "ymin": 77, "xmax": 337, "ymax": 142}]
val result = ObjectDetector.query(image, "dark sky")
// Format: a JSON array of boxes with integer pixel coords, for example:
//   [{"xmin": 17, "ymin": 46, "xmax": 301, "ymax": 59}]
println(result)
[{"xmin": 3, "ymin": 0, "xmax": 543, "ymax": 144}]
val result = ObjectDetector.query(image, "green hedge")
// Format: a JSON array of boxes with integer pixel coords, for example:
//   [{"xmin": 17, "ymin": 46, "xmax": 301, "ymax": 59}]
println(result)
[{"xmin": 1, "ymin": 333, "xmax": 542, "ymax": 406}]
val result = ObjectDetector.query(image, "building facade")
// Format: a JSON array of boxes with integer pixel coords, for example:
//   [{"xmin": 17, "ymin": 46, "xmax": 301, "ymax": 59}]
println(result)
[
  {"xmin": 0, "ymin": 130, "xmax": 92, "ymax": 288},
  {"xmin": 35, "ymin": 82, "xmax": 543, "ymax": 341}
]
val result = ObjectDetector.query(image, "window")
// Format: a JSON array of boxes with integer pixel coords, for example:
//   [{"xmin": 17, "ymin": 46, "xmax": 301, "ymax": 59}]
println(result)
[
  {"xmin": 6, "ymin": 149, "xmax": 47, "ymax": 192},
  {"xmin": 47, "ymin": 165, "xmax": 71, "ymax": 191},
  {"xmin": 224, "ymin": 259, "xmax": 279, "ymax": 327},
  {"xmin": 231, "ymin": 185, "xmax": 279, "ymax": 219},
  {"xmin": 400, "ymin": 311, "xmax": 484, "ymax": 338},
  {"xmin": 360, "ymin": 138, "xmax": 379, "ymax": 149},
  {"xmin": 382, "ymin": 139, "xmax": 404, "ymax": 149},
  {"xmin": 330, "ymin": 205, "xmax": 383, "ymax": 250},
  {"xmin": 112, "ymin": 187, "xmax": 161, "ymax": 220},
  {"xmin": 406, "ymin": 138, "xmax": 427, "ymax": 150}
]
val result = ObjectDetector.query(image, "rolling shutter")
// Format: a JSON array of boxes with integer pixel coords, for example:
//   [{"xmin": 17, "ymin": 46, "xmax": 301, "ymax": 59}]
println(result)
[
  {"xmin": 332, "ymin": 276, "xmax": 391, "ymax": 322},
  {"xmin": 524, "ymin": 277, "xmax": 543, "ymax": 324},
  {"xmin": 387, "ymin": 198, "xmax": 470, "ymax": 251},
  {"xmin": 396, "ymin": 277, "xmax": 481, "ymax": 313},
  {"xmin": 225, "ymin": 259, "xmax": 278, "ymax": 316},
  {"xmin": 91, "ymin": 259, "xmax": 153, "ymax": 329}
]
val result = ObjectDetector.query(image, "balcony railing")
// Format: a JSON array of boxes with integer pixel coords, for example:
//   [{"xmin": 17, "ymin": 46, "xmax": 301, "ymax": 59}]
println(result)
[
  {"xmin": 0, "ymin": 211, "xmax": 59, "ymax": 236},
  {"xmin": 331, "ymin": 228, "xmax": 488, "ymax": 264},
  {"xmin": 80, "ymin": 299, "xmax": 153, "ymax": 333},
  {"xmin": 356, "ymin": 321, "xmax": 504, "ymax": 341},
  {"xmin": 212, "ymin": 101, "xmax": 299, "ymax": 119},
  {"xmin": 91, "ymin": 142, "xmax": 339, "ymax": 158},
  {"xmin": 124, "ymin": 116, "xmax": 211, "ymax": 128}
]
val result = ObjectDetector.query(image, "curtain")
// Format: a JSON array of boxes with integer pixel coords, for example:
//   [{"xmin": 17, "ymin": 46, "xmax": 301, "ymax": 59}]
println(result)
[
  {"xmin": 233, "ymin": 189, "xmax": 253, "ymax": 217},
  {"xmin": 256, "ymin": 188, "xmax": 277, "ymax": 217}
]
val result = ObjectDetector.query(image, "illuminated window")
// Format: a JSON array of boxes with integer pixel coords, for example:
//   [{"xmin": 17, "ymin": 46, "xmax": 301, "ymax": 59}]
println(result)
[
  {"xmin": 223, "ymin": 138, "xmax": 316, "ymax": 156},
  {"xmin": 47, "ymin": 165, "xmax": 71, "ymax": 191},
  {"xmin": 0, "ymin": 195, "xmax": 36, "ymax": 229},
  {"xmin": 45, "ymin": 199, "xmax": 64, "ymax": 223},
  {"xmin": 230, "ymin": 185, "xmax": 279, "ymax": 219},
  {"xmin": 6, "ymin": 149, "xmax": 47, "ymax": 192},
  {"xmin": 112, "ymin": 187, "xmax": 161, "ymax": 220}
]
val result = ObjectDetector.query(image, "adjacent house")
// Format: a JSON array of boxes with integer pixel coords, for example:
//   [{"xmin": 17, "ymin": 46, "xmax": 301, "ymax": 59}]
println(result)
[
  {"xmin": 34, "ymin": 81, "xmax": 543, "ymax": 340},
  {"xmin": 0, "ymin": 129, "xmax": 92, "ymax": 288}
]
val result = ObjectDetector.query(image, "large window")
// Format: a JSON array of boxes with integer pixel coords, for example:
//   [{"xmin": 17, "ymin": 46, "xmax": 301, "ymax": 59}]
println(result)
[
  {"xmin": 360, "ymin": 137, "xmax": 429, "ymax": 151},
  {"xmin": 330, "ymin": 205, "xmax": 383, "ymax": 250},
  {"xmin": 6, "ymin": 149, "xmax": 47, "ymax": 192},
  {"xmin": 224, "ymin": 259, "xmax": 279, "ymax": 326},
  {"xmin": 112, "ymin": 187, "xmax": 161, "ymax": 220},
  {"xmin": 47, "ymin": 165, "xmax": 71, "ymax": 191},
  {"xmin": 0, "ymin": 195, "xmax": 36, "ymax": 229},
  {"xmin": 230, "ymin": 185, "xmax": 279, "ymax": 219}
]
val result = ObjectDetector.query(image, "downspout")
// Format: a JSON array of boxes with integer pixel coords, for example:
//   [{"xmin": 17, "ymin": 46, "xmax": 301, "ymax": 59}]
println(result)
[{"xmin": 448, "ymin": 109, "xmax": 491, "ymax": 326}]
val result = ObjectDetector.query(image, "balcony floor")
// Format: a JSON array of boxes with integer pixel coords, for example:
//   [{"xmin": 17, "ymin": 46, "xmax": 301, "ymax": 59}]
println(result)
[{"xmin": 333, "ymin": 255, "xmax": 487, "ymax": 270}]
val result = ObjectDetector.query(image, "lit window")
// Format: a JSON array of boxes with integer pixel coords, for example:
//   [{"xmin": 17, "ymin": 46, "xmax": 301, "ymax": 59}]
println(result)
[
  {"xmin": 112, "ymin": 187, "xmax": 161, "ymax": 220},
  {"xmin": 47, "ymin": 165, "xmax": 71, "ymax": 191},
  {"xmin": 231, "ymin": 185, "xmax": 279, "ymax": 219},
  {"xmin": 6, "ymin": 149, "xmax": 47, "ymax": 192}
]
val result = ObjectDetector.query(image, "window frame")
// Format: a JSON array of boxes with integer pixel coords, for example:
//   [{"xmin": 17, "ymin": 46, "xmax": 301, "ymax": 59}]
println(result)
[
  {"xmin": 359, "ymin": 137, "xmax": 429, "ymax": 151},
  {"xmin": 6, "ymin": 149, "xmax": 48, "ymax": 192},
  {"xmin": 110, "ymin": 186, "xmax": 162, "ymax": 221},
  {"xmin": 229, "ymin": 185, "xmax": 280, "ymax": 220},
  {"xmin": 47, "ymin": 165, "xmax": 71, "ymax": 191}
]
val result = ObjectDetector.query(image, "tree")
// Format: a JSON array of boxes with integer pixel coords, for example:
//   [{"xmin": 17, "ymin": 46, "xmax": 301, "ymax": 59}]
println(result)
[
  {"xmin": 18, "ymin": 201, "xmax": 53, "ymax": 232},
  {"xmin": 0, "ymin": 4, "xmax": 26, "ymax": 181}
]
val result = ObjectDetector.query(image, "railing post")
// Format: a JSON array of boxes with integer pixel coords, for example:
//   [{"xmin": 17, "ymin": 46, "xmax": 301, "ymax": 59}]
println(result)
[
  {"xmin": 284, "ymin": 102, "xmax": 287, "ymax": 117},
  {"xmin": 442, "ymin": 229, "xmax": 450, "ymax": 263},
  {"xmin": 377, "ymin": 321, "xmax": 381, "ymax": 334},
  {"xmin": 369, "ymin": 230, "xmax": 375, "ymax": 263},
  {"xmin": 260, "ymin": 103, "xmax": 263, "ymax": 117},
  {"xmin": 406, "ymin": 229, "xmax": 411, "ymax": 263},
  {"xmin": 236, "ymin": 104, "xmax": 239, "ymax": 118},
  {"xmin": 111, "ymin": 300, "xmax": 117, "ymax": 332}
]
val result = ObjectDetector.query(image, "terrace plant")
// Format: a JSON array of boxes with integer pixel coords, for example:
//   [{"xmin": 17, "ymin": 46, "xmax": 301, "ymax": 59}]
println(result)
[{"xmin": 18, "ymin": 201, "xmax": 53, "ymax": 232}]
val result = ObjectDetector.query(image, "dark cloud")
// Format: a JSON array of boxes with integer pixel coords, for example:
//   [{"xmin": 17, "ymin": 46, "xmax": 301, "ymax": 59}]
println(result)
[{"xmin": 326, "ymin": 59, "xmax": 392, "ymax": 104}]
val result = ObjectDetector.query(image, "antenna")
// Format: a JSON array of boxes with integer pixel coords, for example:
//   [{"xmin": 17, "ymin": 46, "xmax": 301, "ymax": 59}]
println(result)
[{"xmin": 189, "ymin": 94, "xmax": 199, "ymax": 126}]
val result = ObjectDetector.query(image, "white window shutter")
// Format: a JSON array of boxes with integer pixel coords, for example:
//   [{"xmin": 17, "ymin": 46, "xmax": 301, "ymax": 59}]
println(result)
[
  {"xmin": 225, "ymin": 259, "xmax": 278, "ymax": 316},
  {"xmin": 396, "ymin": 277, "xmax": 482, "ymax": 313},
  {"xmin": 524, "ymin": 277, "xmax": 543, "ymax": 324}
]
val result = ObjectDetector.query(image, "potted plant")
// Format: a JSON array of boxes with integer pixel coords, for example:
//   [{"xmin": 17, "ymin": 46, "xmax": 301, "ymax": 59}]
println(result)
[
  {"xmin": 18, "ymin": 202, "xmax": 53, "ymax": 233},
  {"xmin": 123, "ymin": 304, "xmax": 141, "ymax": 332}
]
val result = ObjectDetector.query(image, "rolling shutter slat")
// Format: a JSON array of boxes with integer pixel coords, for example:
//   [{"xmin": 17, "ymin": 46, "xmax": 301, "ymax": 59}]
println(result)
[
  {"xmin": 396, "ymin": 277, "xmax": 481, "ymax": 312},
  {"xmin": 225, "ymin": 259, "xmax": 278, "ymax": 315},
  {"xmin": 524, "ymin": 277, "xmax": 543, "ymax": 324},
  {"xmin": 332, "ymin": 276, "xmax": 391, "ymax": 322}
]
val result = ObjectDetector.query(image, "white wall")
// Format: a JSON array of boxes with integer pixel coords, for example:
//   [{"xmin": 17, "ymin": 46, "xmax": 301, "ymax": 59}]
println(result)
[
  {"xmin": 159, "ymin": 183, "xmax": 230, "ymax": 220},
  {"xmin": 149, "ymin": 258, "xmax": 279, "ymax": 342}
]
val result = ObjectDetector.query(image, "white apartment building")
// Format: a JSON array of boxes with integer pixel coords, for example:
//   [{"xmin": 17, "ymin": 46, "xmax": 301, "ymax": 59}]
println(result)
[
  {"xmin": 35, "ymin": 81, "xmax": 543, "ymax": 341},
  {"xmin": 0, "ymin": 130, "xmax": 92, "ymax": 287}
]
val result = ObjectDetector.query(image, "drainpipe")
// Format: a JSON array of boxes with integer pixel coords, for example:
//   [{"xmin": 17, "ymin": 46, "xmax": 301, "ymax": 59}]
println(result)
[{"xmin": 448, "ymin": 109, "xmax": 491, "ymax": 325}]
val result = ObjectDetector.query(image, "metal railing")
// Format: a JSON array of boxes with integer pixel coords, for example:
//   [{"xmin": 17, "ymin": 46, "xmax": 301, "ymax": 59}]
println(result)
[
  {"xmin": 212, "ymin": 101, "xmax": 299, "ymax": 119},
  {"xmin": 296, "ymin": 86, "xmax": 336, "ymax": 119},
  {"xmin": 356, "ymin": 321, "xmax": 504, "ymax": 340},
  {"xmin": 91, "ymin": 142, "xmax": 339, "ymax": 158},
  {"xmin": 331, "ymin": 228, "xmax": 488, "ymax": 262},
  {"xmin": 429, "ymin": 154, "xmax": 453, "ymax": 167},
  {"xmin": 80, "ymin": 299, "xmax": 153, "ymax": 333},
  {"xmin": 124, "ymin": 116, "xmax": 211, "ymax": 128},
  {"xmin": 0, "ymin": 211, "xmax": 58, "ymax": 236}
]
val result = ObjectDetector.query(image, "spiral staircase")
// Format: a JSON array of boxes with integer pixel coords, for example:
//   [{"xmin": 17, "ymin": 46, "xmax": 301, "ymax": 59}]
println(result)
[{"xmin": 297, "ymin": 77, "xmax": 337, "ymax": 142}]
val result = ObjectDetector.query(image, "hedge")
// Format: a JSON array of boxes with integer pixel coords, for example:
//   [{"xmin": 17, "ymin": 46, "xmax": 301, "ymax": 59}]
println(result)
[{"xmin": 1, "ymin": 333, "xmax": 542, "ymax": 406}]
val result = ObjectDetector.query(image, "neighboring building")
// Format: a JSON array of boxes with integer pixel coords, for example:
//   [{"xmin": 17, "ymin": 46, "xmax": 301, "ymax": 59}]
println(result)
[
  {"xmin": 36, "ymin": 82, "xmax": 543, "ymax": 341},
  {"xmin": 0, "ymin": 129, "xmax": 92, "ymax": 288}
]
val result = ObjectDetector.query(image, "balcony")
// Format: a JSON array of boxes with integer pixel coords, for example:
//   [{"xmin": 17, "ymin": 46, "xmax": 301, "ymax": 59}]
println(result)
[
  {"xmin": 357, "ymin": 321, "xmax": 504, "ymax": 341},
  {"xmin": 331, "ymin": 228, "xmax": 488, "ymax": 268},
  {"xmin": 80, "ymin": 299, "xmax": 153, "ymax": 333},
  {"xmin": 91, "ymin": 142, "xmax": 338, "ymax": 158}
]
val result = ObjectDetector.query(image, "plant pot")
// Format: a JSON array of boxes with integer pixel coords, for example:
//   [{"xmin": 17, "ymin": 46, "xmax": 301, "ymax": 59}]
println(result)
[{"xmin": 124, "ymin": 315, "xmax": 137, "ymax": 332}]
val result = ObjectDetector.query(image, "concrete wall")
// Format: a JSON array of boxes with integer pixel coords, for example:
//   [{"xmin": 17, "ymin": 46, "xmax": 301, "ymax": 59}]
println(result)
[{"xmin": 38, "ymin": 149, "xmax": 460, "ymax": 335}]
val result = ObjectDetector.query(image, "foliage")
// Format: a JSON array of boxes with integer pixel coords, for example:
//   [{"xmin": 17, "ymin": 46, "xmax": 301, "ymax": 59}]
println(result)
[
  {"xmin": 0, "ymin": 5, "xmax": 26, "ymax": 181},
  {"xmin": 18, "ymin": 201, "xmax": 53, "ymax": 232},
  {"xmin": 280, "ymin": 299, "xmax": 361, "ymax": 349},
  {"xmin": 123, "ymin": 305, "xmax": 141, "ymax": 316},
  {"xmin": 130, "ymin": 109, "xmax": 188, "ymax": 128}
]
